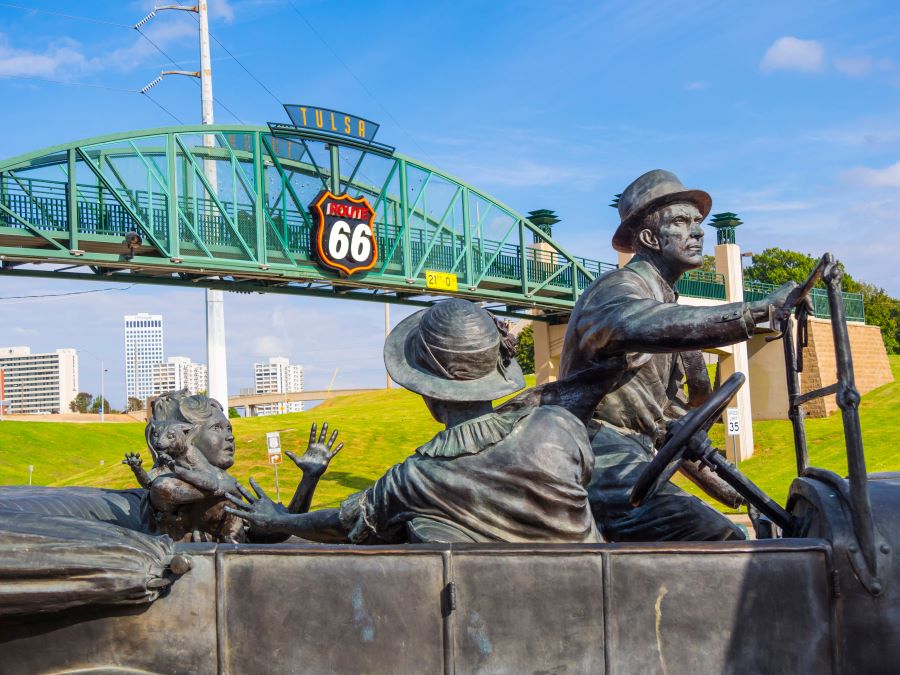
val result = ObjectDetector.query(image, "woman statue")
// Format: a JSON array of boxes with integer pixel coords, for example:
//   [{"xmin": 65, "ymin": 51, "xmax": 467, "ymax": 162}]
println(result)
[{"xmin": 123, "ymin": 390, "xmax": 342, "ymax": 543}]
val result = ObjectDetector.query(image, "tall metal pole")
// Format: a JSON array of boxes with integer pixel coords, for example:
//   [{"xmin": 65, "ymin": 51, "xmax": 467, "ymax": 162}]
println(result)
[
  {"xmin": 99, "ymin": 359, "xmax": 105, "ymax": 423},
  {"xmin": 198, "ymin": 0, "xmax": 229, "ymax": 411},
  {"xmin": 385, "ymin": 304, "xmax": 391, "ymax": 389}
]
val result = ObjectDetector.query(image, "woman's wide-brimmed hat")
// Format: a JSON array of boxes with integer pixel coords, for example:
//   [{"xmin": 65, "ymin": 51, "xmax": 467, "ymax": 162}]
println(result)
[
  {"xmin": 384, "ymin": 298, "xmax": 525, "ymax": 401},
  {"xmin": 612, "ymin": 169, "xmax": 712, "ymax": 253}
]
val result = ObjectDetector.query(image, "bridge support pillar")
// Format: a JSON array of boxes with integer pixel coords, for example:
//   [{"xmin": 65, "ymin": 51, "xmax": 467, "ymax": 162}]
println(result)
[
  {"xmin": 206, "ymin": 289, "xmax": 229, "ymax": 410},
  {"xmin": 715, "ymin": 242, "xmax": 755, "ymax": 461},
  {"xmin": 533, "ymin": 318, "xmax": 558, "ymax": 384}
]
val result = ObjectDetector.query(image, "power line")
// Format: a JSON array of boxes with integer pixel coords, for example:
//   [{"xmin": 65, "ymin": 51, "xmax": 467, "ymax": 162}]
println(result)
[
  {"xmin": 189, "ymin": 14, "xmax": 283, "ymax": 107},
  {"xmin": 0, "ymin": 2, "xmax": 247, "ymax": 125},
  {"xmin": 0, "ymin": 284, "xmax": 136, "ymax": 301},
  {"xmin": 134, "ymin": 26, "xmax": 246, "ymax": 124},
  {"xmin": 286, "ymin": 0, "xmax": 433, "ymax": 163},
  {"xmin": 0, "ymin": 2, "xmax": 131, "ymax": 28},
  {"xmin": 0, "ymin": 74, "xmax": 136, "ymax": 93},
  {"xmin": 143, "ymin": 92, "xmax": 185, "ymax": 124}
]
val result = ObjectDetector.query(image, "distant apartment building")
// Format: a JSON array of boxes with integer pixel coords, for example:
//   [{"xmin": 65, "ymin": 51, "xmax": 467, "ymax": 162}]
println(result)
[
  {"xmin": 124, "ymin": 313, "xmax": 164, "ymax": 403},
  {"xmin": 0, "ymin": 346, "xmax": 78, "ymax": 414},
  {"xmin": 253, "ymin": 357, "xmax": 304, "ymax": 416},
  {"xmin": 151, "ymin": 357, "xmax": 208, "ymax": 397}
]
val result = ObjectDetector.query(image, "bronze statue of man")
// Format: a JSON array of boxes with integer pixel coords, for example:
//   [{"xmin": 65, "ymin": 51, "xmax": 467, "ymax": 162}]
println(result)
[{"xmin": 560, "ymin": 169, "xmax": 795, "ymax": 541}]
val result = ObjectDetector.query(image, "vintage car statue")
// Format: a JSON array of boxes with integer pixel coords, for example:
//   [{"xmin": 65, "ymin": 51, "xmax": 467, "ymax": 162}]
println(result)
[{"xmin": 0, "ymin": 253, "xmax": 897, "ymax": 674}]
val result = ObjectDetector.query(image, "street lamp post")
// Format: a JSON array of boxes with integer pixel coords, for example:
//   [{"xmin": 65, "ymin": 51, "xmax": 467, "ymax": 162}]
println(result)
[{"xmin": 81, "ymin": 349, "xmax": 108, "ymax": 422}]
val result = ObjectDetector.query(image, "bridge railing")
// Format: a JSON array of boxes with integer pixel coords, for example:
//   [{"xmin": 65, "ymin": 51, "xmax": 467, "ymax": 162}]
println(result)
[
  {"xmin": 744, "ymin": 280, "xmax": 865, "ymax": 323},
  {"xmin": 0, "ymin": 125, "xmax": 866, "ymax": 318}
]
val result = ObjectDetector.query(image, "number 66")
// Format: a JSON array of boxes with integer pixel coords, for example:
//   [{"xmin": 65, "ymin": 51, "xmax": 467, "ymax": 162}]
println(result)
[{"xmin": 328, "ymin": 221, "xmax": 373, "ymax": 262}]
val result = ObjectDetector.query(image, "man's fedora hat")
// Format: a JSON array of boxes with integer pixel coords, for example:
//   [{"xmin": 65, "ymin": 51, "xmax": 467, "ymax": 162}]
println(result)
[
  {"xmin": 384, "ymin": 298, "xmax": 525, "ymax": 401},
  {"xmin": 612, "ymin": 169, "xmax": 712, "ymax": 253}
]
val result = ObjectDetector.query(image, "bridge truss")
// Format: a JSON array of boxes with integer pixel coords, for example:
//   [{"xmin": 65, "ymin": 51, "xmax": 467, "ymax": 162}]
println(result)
[{"xmin": 0, "ymin": 125, "xmax": 615, "ymax": 320}]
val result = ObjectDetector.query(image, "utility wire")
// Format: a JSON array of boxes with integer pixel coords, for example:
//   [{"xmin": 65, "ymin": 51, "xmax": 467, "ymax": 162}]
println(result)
[
  {"xmin": 0, "ymin": 2, "xmax": 131, "ymax": 27},
  {"xmin": 189, "ymin": 13, "xmax": 283, "ymax": 107},
  {"xmin": 143, "ymin": 92, "xmax": 185, "ymax": 124},
  {"xmin": 1, "ymin": 74, "xmax": 136, "ymax": 93},
  {"xmin": 0, "ymin": 284, "xmax": 136, "ymax": 301},
  {"xmin": 0, "ymin": 1, "xmax": 247, "ymax": 125},
  {"xmin": 134, "ymin": 26, "xmax": 246, "ymax": 124},
  {"xmin": 286, "ymin": 0, "xmax": 433, "ymax": 163},
  {"xmin": 2, "ymin": 74, "xmax": 186, "ymax": 124}
]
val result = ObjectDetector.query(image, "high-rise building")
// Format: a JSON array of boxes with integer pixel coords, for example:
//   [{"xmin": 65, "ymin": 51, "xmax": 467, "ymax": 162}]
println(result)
[
  {"xmin": 0, "ymin": 346, "xmax": 78, "ymax": 414},
  {"xmin": 124, "ymin": 313, "xmax": 164, "ymax": 403},
  {"xmin": 253, "ymin": 357, "xmax": 303, "ymax": 416},
  {"xmin": 151, "ymin": 357, "xmax": 209, "ymax": 397}
]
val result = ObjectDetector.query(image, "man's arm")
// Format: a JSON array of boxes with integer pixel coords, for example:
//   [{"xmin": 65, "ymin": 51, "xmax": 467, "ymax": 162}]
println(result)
[{"xmin": 576, "ymin": 277, "xmax": 795, "ymax": 356}]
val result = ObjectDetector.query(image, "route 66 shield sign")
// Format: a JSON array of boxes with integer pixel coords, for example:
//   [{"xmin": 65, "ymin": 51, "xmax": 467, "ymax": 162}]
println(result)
[{"xmin": 310, "ymin": 190, "xmax": 378, "ymax": 276}]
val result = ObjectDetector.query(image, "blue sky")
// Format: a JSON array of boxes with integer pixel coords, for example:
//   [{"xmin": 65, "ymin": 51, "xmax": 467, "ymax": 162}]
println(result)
[{"xmin": 1, "ymin": 0, "xmax": 899, "ymax": 406}]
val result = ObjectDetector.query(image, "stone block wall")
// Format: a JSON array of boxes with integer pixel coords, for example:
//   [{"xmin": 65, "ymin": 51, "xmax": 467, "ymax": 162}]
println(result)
[{"xmin": 800, "ymin": 318, "xmax": 893, "ymax": 417}]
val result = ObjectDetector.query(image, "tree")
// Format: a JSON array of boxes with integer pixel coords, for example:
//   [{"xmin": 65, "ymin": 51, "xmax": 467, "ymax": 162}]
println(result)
[
  {"xmin": 69, "ymin": 392, "xmax": 93, "ymax": 413},
  {"xmin": 90, "ymin": 396, "xmax": 110, "ymax": 415},
  {"xmin": 228, "ymin": 406, "xmax": 241, "ymax": 419},
  {"xmin": 700, "ymin": 254, "xmax": 717, "ymax": 273},
  {"xmin": 744, "ymin": 247, "xmax": 898, "ymax": 354},
  {"xmin": 515, "ymin": 324, "xmax": 535, "ymax": 375},
  {"xmin": 126, "ymin": 397, "xmax": 144, "ymax": 412}
]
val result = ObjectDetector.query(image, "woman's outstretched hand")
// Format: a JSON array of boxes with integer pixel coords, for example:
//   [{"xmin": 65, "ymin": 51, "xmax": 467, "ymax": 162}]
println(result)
[
  {"xmin": 224, "ymin": 478, "xmax": 287, "ymax": 532},
  {"xmin": 286, "ymin": 421, "xmax": 343, "ymax": 478}
]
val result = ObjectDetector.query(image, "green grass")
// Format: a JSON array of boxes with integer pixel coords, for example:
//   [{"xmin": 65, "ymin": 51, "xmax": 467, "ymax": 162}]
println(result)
[
  {"xmin": 2, "ymin": 360, "xmax": 899, "ymax": 514},
  {"xmin": 676, "ymin": 355, "xmax": 900, "ymax": 510}
]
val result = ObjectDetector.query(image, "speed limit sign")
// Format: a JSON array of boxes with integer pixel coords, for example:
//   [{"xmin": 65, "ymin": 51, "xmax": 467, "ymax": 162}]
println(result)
[
  {"xmin": 726, "ymin": 408, "xmax": 741, "ymax": 436},
  {"xmin": 310, "ymin": 190, "xmax": 378, "ymax": 276}
]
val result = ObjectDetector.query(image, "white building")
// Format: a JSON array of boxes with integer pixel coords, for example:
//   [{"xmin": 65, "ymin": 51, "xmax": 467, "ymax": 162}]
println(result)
[
  {"xmin": 0, "ymin": 346, "xmax": 78, "ymax": 414},
  {"xmin": 151, "ymin": 357, "xmax": 208, "ymax": 397},
  {"xmin": 253, "ymin": 357, "xmax": 304, "ymax": 416},
  {"xmin": 124, "ymin": 313, "xmax": 164, "ymax": 403}
]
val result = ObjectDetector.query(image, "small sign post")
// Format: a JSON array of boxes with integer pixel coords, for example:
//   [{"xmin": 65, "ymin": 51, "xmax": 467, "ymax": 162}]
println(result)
[
  {"xmin": 266, "ymin": 431, "xmax": 283, "ymax": 502},
  {"xmin": 726, "ymin": 407, "xmax": 741, "ymax": 476},
  {"xmin": 28, "ymin": 464, "xmax": 33, "ymax": 486}
]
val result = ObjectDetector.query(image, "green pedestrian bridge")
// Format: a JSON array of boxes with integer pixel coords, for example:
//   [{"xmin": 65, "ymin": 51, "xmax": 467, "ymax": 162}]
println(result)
[{"xmin": 0, "ymin": 123, "xmax": 864, "ymax": 322}]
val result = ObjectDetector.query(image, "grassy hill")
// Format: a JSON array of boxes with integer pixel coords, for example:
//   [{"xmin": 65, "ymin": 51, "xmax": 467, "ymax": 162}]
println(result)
[{"xmin": 1, "ymin": 360, "xmax": 898, "ymax": 513}]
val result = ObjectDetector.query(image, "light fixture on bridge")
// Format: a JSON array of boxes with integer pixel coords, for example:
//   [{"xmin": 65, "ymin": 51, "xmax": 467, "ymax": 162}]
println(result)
[
  {"xmin": 124, "ymin": 232, "xmax": 142, "ymax": 261},
  {"xmin": 170, "ymin": 257, "xmax": 184, "ymax": 264},
  {"xmin": 69, "ymin": 249, "xmax": 85, "ymax": 257}
]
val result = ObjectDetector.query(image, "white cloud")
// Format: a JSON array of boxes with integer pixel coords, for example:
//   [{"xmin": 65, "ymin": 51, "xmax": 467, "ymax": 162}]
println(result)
[
  {"xmin": 760, "ymin": 37, "xmax": 825, "ymax": 74},
  {"xmin": 842, "ymin": 161, "xmax": 900, "ymax": 188},
  {"xmin": 211, "ymin": 0, "xmax": 237, "ymax": 23},
  {"xmin": 0, "ymin": 35, "xmax": 93, "ymax": 78},
  {"xmin": 684, "ymin": 81, "xmax": 710, "ymax": 91},
  {"xmin": 834, "ymin": 56, "xmax": 874, "ymax": 78}
]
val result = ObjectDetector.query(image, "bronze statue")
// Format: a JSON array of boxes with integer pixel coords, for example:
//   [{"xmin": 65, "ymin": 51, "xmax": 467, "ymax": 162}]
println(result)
[
  {"xmin": 225, "ymin": 299, "xmax": 602, "ymax": 544},
  {"xmin": 123, "ymin": 390, "xmax": 342, "ymax": 543},
  {"xmin": 560, "ymin": 169, "xmax": 796, "ymax": 541}
]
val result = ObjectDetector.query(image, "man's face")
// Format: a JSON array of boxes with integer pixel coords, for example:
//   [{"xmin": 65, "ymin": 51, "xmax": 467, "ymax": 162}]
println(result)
[{"xmin": 653, "ymin": 202, "xmax": 705, "ymax": 270}]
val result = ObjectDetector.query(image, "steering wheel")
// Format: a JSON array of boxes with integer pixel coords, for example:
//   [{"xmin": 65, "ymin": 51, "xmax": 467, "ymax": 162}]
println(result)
[{"xmin": 630, "ymin": 372, "xmax": 746, "ymax": 507}]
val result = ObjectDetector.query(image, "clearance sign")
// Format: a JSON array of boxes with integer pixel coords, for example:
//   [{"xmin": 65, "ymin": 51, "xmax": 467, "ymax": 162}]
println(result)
[
  {"xmin": 309, "ymin": 191, "xmax": 378, "ymax": 276},
  {"xmin": 284, "ymin": 104, "xmax": 379, "ymax": 143}
]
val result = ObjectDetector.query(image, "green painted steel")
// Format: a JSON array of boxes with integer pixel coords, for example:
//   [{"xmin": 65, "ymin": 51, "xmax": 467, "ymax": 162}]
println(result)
[
  {"xmin": 676, "ymin": 270, "xmax": 727, "ymax": 301},
  {"xmin": 0, "ymin": 124, "xmax": 611, "ymax": 320},
  {"xmin": 744, "ymin": 280, "xmax": 865, "ymax": 323},
  {"xmin": 0, "ymin": 123, "xmax": 818, "ymax": 319}
]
